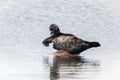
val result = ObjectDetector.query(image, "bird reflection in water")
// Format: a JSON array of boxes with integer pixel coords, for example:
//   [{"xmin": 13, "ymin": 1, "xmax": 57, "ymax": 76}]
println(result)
[{"xmin": 43, "ymin": 51, "xmax": 100, "ymax": 80}]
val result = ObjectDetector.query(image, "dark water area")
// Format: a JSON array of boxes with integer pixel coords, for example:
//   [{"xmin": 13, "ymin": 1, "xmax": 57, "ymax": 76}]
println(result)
[{"xmin": 43, "ymin": 54, "xmax": 100, "ymax": 80}]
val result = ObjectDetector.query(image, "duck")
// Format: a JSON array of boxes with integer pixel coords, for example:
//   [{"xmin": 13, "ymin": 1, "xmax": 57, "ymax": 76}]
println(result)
[{"xmin": 42, "ymin": 24, "xmax": 100, "ymax": 55}]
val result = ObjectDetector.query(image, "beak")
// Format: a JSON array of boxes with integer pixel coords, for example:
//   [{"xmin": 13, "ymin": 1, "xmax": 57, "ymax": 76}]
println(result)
[{"xmin": 50, "ymin": 31, "xmax": 53, "ymax": 35}]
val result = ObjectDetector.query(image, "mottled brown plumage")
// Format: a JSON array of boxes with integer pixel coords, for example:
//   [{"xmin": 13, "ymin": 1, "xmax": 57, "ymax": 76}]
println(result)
[{"xmin": 42, "ymin": 24, "xmax": 100, "ymax": 55}]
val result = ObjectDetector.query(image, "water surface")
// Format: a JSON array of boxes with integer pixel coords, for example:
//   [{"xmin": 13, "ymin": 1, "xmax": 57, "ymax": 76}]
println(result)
[{"xmin": 0, "ymin": 0, "xmax": 120, "ymax": 80}]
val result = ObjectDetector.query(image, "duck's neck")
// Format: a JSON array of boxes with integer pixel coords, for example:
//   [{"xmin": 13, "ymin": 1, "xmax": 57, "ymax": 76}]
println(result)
[{"xmin": 51, "ymin": 32, "xmax": 63, "ymax": 37}]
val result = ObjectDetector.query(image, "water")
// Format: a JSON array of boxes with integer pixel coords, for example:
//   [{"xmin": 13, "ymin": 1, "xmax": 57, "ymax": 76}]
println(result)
[
  {"xmin": 49, "ymin": 56, "xmax": 100, "ymax": 80},
  {"xmin": 0, "ymin": 0, "xmax": 120, "ymax": 80}
]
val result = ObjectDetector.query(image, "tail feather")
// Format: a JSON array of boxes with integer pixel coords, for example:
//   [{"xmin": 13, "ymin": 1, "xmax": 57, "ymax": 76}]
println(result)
[{"xmin": 89, "ymin": 42, "xmax": 101, "ymax": 47}]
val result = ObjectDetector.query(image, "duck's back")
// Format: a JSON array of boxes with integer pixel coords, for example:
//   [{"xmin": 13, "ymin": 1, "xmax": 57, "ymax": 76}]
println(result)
[{"xmin": 53, "ymin": 34, "xmax": 89, "ymax": 54}]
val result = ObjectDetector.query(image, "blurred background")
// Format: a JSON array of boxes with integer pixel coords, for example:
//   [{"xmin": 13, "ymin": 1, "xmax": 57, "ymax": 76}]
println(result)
[{"xmin": 0, "ymin": 0, "xmax": 120, "ymax": 80}]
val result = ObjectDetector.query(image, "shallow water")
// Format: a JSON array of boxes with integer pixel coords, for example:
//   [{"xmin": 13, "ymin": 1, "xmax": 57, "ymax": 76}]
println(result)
[
  {"xmin": 44, "ymin": 55, "xmax": 100, "ymax": 80},
  {"xmin": 0, "ymin": 0, "xmax": 120, "ymax": 80}
]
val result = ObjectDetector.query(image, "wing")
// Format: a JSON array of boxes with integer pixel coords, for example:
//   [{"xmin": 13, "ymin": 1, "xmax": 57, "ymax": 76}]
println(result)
[
  {"xmin": 52, "ymin": 35, "xmax": 79, "ymax": 50},
  {"xmin": 53, "ymin": 35, "xmax": 90, "ymax": 54}
]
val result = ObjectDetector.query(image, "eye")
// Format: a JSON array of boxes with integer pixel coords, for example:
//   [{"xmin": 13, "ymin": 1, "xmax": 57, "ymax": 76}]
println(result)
[{"xmin": 50, "ymin": 27, "xmax": 54, "ymax": 31}]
